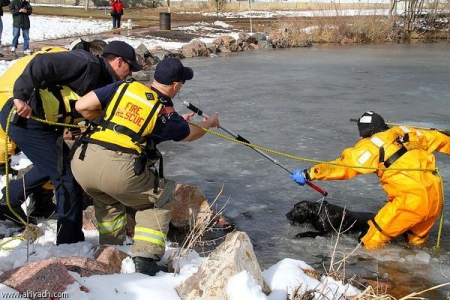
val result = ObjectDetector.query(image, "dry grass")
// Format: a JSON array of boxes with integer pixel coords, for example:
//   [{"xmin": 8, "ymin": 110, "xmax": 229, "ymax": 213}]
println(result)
[
  {"xmin": 32, "ymin": 4, "xmax": 448, "ymax": 44},
  {"xmin": 274, "ymin": 14, "xmax": 395, "ymax": 44}
]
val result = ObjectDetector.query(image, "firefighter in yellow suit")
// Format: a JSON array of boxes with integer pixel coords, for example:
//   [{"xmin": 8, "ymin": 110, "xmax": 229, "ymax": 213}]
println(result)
[{"xmin": 290, "ymin": 111, "xmax": 450, "ymax": 249}]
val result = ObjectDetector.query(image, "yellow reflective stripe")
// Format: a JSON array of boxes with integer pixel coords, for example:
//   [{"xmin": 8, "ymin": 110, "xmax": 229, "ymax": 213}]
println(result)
[
  {"xmin": 97, "ymin": 214, "xmax": 127, "ymax": 234},
  {"xmin": 134, "ymin": 227, "xmax": 166, "ymax": 247}
]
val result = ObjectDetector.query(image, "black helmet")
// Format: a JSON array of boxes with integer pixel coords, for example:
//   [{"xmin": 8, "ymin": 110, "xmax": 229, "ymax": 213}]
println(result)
[{"xmin": 357, "ymin": 111, "xmax": 389, "ymax": 138}]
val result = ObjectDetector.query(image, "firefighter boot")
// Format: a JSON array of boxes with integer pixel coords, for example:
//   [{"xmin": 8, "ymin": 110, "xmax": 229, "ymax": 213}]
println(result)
[{"xmin": 132, "ymin": 256, "xmax": 168, "ymax": 276}]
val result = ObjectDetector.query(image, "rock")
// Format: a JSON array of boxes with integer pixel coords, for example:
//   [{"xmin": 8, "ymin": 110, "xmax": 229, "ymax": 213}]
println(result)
[
  {"xmin": 268, "ymin": 32, "xmax": 289, "ymax": 48},
  {"xmin": 205, "ymin": 43, "xmax": 217, "ymax": 54},
  {"xmin": 181, "ymin": 40, "xmax": 209, "ymax": 58},
  {"xmin": 171, "ymin": 184, "xmax": 214, "ymax": 229},
  {"xmin": 0, "ymin": 260, "xmax": 75, "ymax": 299},
  {"xmin": 0, "ymin": 248, "xmax": 129, "ymax": 298},
  {"xmin": 151, "ymin": 47, "xmax": 184, "ymax": 61},
  {"xmin": 214, "ymin": 35, "xmax": 238, "ymax": 52},
  {"xmin": 252, "ymin": 32, "xmax": 267, "ymax": 41},
  {"xmin": 176, "ymin": 231, "xmax": 270, "ymax": 300},
  {"xmin": 57, "ymin": 256, "xmax": 120, "ymax": 276},
  {"xmin": 93, "ymin": 245, "xmax": 130, "ymax": 273},
  {"xmin": 258, "ymin": 40, "xmax": 274, "ymax": 50}
]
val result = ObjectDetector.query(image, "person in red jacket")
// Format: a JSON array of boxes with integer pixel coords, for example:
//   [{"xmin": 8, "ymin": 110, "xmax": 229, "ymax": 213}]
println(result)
[{"xmin": 110, "ymin": 0, "xmax": 123, "ymax": 29}]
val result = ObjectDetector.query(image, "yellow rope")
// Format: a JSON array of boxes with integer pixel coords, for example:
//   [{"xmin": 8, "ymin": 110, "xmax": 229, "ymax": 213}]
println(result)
[
  {"xmin": 434, "ymin": 168, "xmax": 445, "ymax": 250},
  {"xmin": 189, "ymin": 122, "xmax": 445, "ymax": 248},
  {"xmin": 1, "ymin": 109, "xmax": 33, "ymax": 250},
  {"xmin": 0, "ymin": 113, "xmax": 445, "ymax": 250},
  {"xmin": 4, "ymin": 109, "xmax": 28, "ymax": 226}
]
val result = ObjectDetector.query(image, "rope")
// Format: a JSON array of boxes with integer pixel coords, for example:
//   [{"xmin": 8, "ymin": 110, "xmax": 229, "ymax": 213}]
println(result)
[
  {"xmin": 434, "ymin": 168, "xmax": 445, "ymax": 251},
  {"xmin": 188, "ymin": 122, "xmax": 446, "ymax": 248},
  {"xmin": 1, "ymin": 109, "xmax": 35, "ymax": 250},
  {"xmin": 189, "ymin": 122, "xmax": 437, "ymax": 173},
  {"xmin": 0, "ymin": 111, "xmax": 445, "ymax": 249}
]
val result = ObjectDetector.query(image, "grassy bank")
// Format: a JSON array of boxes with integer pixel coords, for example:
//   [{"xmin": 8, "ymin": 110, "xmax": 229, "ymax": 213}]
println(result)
[{"xmin": 33, "ymin": 5, "xmax": 450, "ymax": 44}]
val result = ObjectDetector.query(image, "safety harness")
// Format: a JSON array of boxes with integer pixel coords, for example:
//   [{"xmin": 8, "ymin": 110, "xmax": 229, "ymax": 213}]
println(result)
[
  {"xmin": 378, "ymin": 133, "xmax": 409, "ymax": 169},
  {"xmin": 72, "ymin": 79, "xmax": 166, "ymax": 195}
]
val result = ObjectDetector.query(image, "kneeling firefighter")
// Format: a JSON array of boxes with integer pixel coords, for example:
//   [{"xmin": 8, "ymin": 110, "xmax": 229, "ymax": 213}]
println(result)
[
  {"xmin": 0, "ymin": 47, "xmax": 73, "ymax": 223},
  {"xmin": 71, "ymin": 57, "xmax": 220, "ymax": 276},
  {"xmin": 291, "ymin": 111, "xmax": 450, "ymax": 249}
]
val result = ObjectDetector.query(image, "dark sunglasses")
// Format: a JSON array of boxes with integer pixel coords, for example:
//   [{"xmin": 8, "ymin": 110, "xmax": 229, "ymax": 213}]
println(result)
[{"xmin": 121, "ymin": 57, "xmax": 133, "ymax": 68}]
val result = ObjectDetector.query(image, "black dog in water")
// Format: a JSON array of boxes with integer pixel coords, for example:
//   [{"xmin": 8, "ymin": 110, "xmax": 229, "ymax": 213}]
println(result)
[{"xmin": 286, "ymin": 200, "xmax": 375, "ymax": 239}]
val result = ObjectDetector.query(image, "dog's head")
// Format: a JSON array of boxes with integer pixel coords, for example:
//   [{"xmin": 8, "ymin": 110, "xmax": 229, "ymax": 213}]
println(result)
[{"xmin": 286, "ymin": 200, "xmax": 327, "ymax": 225}]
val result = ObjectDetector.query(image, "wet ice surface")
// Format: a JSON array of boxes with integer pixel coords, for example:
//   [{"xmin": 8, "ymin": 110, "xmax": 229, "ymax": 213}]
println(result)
[{"xmin": 159, "ymin": 43, "xmax": 450, "ymax": 297}]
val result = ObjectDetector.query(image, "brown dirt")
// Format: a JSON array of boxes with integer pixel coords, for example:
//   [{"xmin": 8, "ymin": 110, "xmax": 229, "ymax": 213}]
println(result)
[{"xmin": 30, "ymin": 6, "xmax": 278, "ymax": 31}]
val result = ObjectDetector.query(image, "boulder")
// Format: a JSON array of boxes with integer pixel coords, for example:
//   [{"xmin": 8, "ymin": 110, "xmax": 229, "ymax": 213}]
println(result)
[
  {"xmin": 93, "ymin": 245, "xmax": 130, "ymax": 273},
  {"xmin": 0, "ymin": 259, "xmax": 75, "ymax": 299},
  {"xmin": 171, "ymin": 183, "xmax": 214, "ymax": 229},
  {"xmin": 214, "ymin": 35, "xmax": 239, "ymax": 52},
  {"xmin": 176, "ymin": 231, "xmax": 270, "ymax": 300},
  {"xmin": 181, "ymin": 40, "xmax": 209, "ymax": 58}
]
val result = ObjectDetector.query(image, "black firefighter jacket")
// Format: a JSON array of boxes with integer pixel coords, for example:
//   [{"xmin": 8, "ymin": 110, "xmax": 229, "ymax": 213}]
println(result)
[{"xmin": 13, "ymin": 49, "xmax": 117, "ymax": 102}]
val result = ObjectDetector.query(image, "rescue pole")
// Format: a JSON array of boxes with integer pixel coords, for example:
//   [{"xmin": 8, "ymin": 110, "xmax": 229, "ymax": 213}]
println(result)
[
  {"xmin": 350, "ymin": 118, "xmax": 450, "ymax": 136},
  {"xmin": 183, "ymin": 101, "xmax": 328, "ymax": 197}
]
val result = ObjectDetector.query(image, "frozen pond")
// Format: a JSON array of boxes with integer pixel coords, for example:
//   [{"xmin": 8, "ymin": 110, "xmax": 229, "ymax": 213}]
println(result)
[{"xmin": 160, "ymin": 43, "xmax": 450, "ymax": 297}]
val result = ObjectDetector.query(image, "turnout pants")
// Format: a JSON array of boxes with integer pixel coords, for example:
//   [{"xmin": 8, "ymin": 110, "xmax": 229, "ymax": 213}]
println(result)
[
  {"xmin": 71, "ymin": 143, "xmax": 174, "ymax": 260},
  {"xmin": 0, "ymin": 101, "xmax": 85, "ymax": 245}
]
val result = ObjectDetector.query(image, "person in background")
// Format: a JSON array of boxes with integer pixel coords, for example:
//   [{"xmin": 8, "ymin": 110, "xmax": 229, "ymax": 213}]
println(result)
[
  {"xmin": 0, "ymin": 0, "xmax": 11, "ymax": 57},
  {"xmin": 71, "ymin": 57, "xmax": 220, "ymax": 276},
  {"xmin": 0, "ymin": 41, "xmax": 140, "ymax": 244},
  {"xmin": 290, "ymin": 111, "xmax": 450, "ymax": 249},
  {"xmin": 9, "ymin": 0, "xmax": 32, "ymax": 55},
  {"xmin": 110, "ymin": 0, "xmax": 123, "ymax": 29}
]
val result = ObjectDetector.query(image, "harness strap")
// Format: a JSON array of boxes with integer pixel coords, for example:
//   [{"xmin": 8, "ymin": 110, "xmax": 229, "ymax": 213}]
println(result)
[
  {"xmin": 69, "ymin": 128, "xmax": 91, "ymax": 161},
  {"xmin": 103, "ymin": 81, "xmax": 132, "ymax": 126},
  {"xmin": 85, "ymin": 138, "xmax": 140, "ymax": 155},
  {"xmin": 379, "ymin": 147, "xmax": 385, "ymax": 163},
  {"xmin": 98, "ymin": 121, "xmax": 146, "ymax": 143},
  {"xmin": 371, "ymin": 218, "xmax": 395, "ymax": 239},
  {"xmin": 378, "ymin": 133, "xmax": 409, "ymax": 168},
  {"xmin": 384, "ymin": 146, "xmax": 408, "ymax": 168},
  {"xmin": 136, "ymin": 101, "xmax": 162, "ymax": 139},
  {"xmin": 79, "ymin": 142, "xmax": 88, "ymax": 161},
  {"xmin": 150, "ymin": 153, "xmax": 164, "ymax": 194}
]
